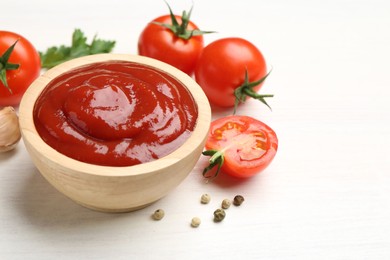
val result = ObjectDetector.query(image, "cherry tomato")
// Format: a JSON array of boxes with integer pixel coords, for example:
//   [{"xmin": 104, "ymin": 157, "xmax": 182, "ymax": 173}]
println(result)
[
  {"xmin": 0, "ymin": 31, "xmax": 41, "ymax": 106},
  {"xmin": 195, "ymin": 37, "xmax": 271, "ymax": 109},
  {"xmin": 138, "ymin": 6, "xmax": 206, "ymax": 75},
  {"xmin": 202, "ymin": 115, "xmax": 278, "ymax": 179}
]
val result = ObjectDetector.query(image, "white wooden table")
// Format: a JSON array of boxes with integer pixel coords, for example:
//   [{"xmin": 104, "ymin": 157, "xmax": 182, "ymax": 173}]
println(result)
[{"xmin": 2, "ymin": 0, "xmax": 390, "ymax": 259}]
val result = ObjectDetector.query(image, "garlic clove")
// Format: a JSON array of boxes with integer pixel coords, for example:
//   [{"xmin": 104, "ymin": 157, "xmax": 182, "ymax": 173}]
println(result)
[{"xmin": 0, "ymin": 106, "xmax": 22, "ymax": 153}]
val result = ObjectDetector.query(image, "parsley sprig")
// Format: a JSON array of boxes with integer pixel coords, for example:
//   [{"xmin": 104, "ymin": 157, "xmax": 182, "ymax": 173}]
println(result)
[{"xmin": 39, "ymin": 29, "xmax": 115, "ymax": 69}]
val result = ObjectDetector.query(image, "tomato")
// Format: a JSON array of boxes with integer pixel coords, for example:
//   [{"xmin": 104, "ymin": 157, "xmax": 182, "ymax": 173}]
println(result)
[
  {"xmin": 202, "ymin": 115, "xmax": 278, "ymax": 179},
  {"xmin": 0, "ymin": 31, "xmax": 41, "ymax": 106},
  {"xmin": 194, "ymin": 37, "xmax": 272, "ymax": 111},
  {"xmin": 138, "ymin": 5, "xmax": 208, "ymax": 75}
]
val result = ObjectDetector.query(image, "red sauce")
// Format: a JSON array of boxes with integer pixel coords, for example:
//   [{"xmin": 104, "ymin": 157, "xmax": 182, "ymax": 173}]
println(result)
[{"xmin": 33, "ymin": 61, "xmax": 198, "ymax": 166}]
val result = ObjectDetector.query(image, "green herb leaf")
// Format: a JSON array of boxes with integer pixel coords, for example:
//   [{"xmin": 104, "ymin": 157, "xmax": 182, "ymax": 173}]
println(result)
[{"xmin": 40, "ymin": 29, "xmax": 115, "ymax": 69}]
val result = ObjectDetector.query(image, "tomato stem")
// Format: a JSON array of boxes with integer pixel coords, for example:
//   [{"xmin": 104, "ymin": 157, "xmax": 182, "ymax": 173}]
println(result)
[
  {"xmin": 154, "ymin": 2, "xmax": 215, "ymax": 40},
  {"xmin": 233, "ymin": 69, "xmax": 273, "ymax": 114},
  {"xmin": 0, "ymin": 40, "xmax": 20, "ymax": 93},
  {"xmin": 202, "ymin": 149, "xmax": 225, "ymax": 179}
]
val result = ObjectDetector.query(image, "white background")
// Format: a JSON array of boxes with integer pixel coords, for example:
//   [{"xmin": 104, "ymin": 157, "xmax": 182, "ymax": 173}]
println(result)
[{"xmin": 2, "ymin": 0, "xmax": 390, "ymax": 259}]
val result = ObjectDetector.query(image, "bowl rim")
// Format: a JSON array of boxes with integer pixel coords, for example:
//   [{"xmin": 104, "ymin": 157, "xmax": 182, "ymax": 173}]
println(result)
[{"xmin": 19, "ymin": 53, "xmax": 211, "ymax": 177}]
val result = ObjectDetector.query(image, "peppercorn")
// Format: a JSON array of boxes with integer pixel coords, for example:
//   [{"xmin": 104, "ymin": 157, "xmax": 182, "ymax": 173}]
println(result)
[
  {"xmin": 191, "ymin": 217, "xmax": 201, "ymax": 228},
  {"xmin": 200, "ymin": 193, "xmax": 211, "ymax": 204},
  {"xmin": 233, "ymin": 195, "xmax": 245, "ymax": 206},
  {"xmin": 213, "ymin": 208, "xmax": 226, "ymax": 222},
  {"xmin": 152, "ymin": 209, "xmax": 165, "ymax": 220},
  {"xmin": 221, "ymin": 199, "xmax": 231, "ymax": 209}
]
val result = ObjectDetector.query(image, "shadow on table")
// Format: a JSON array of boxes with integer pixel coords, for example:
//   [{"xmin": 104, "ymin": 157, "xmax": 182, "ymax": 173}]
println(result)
[
  {"xmin": 0, "ymin": 148, "xmax": 18, "ymax": 162},
  {"xmin": 13, "ymin": 168, "xmax": 147, "ymax": 234}
]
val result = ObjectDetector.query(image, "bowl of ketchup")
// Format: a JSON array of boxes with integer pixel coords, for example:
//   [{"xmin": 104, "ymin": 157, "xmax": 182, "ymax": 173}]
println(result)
[{"xmin": 19, "ymin": 54, "xmax": 211, "ymax": 212}]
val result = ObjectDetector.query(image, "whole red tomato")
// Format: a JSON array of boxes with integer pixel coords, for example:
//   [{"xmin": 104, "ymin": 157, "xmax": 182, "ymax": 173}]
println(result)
[
  {"xmin": 202, "ymin": 115, "xmax": 278, "ymax": 179},
  {"xmin": 195, "ymin": 37, "xmax": 272, "ymax": 111},
  {"xmin": 138, "ymin": 5, "xmax": 210, "ymax": 75},
  {"xmin": 0, "ymin": 31, "xmax": 41, "ymax": 106}
]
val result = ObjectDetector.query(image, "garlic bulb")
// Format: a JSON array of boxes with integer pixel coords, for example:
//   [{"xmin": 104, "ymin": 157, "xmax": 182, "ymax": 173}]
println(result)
[{"xmin": 0, "ymin": 106, "xmax": 21, "ymax": 152}]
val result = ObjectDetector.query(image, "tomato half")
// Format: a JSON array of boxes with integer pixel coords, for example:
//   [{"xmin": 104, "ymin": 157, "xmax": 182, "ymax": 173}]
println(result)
[
  {"xmin": 195, "ymin": 37, "xmax": 269, "ymax": 108},
  {"xmin": 203, "ymin": 115, "xmax": 278, "ymax": 178},
  {"xmin": 0, "ymin": 31, "xmax": 41, "ymax": 107},
  {"xmin": 138, "ymin": 14, "xmax": 204, "ymax": 75}
]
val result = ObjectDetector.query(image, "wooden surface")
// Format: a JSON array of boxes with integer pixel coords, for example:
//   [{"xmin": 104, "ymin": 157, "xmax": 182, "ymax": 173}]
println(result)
[{"xmin": 1, "ymin": 0, "xmax": 390, "ymax": 259}]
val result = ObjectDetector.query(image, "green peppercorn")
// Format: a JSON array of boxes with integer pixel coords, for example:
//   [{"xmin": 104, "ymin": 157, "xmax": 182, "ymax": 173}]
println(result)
[{"xmin": 213, "ymin": 208, "xmax": 226, "ymax": 222}]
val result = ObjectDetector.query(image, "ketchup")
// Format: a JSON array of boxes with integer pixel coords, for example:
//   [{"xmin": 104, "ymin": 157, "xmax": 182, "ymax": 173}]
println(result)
[{"xmin": 33, "ymin": 61, "xmax": 198, "ymax": 166}]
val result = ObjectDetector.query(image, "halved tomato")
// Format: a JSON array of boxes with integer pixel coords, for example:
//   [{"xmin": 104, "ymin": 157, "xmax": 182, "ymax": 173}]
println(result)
[{"xmin": 202, "ymin": 115, "xmax": 278, "ymax": 178}]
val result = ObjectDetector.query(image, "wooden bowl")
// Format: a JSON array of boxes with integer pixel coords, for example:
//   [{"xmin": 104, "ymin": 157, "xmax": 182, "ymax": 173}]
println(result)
[{"xmin": 19, "ymin": 54, "xmax": 211, "ymax": 213}]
